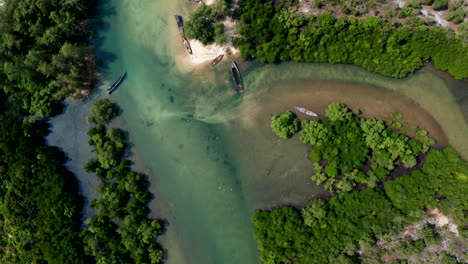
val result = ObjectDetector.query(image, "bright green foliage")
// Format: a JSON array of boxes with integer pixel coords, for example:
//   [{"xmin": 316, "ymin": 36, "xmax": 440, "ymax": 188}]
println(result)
[
  {"xmin": 87, "ymin": 99, "xmax": 119, "ymax": 125},
  {"xmin": 236, "ymin": 0, "xmax": 468, "ymax": 79},
  {"xmin": 252, "ymin": 148, "xmax": 467, "ymax": 264},
  {"xmin": 270, "ymin": 111, "xmax": 300, "ymax": 139},
  {"xmin": 82, "ymin": 110, "xmax": 164, "ymax": 264},
  {"xmin": 273, "ymin": 103, "xmax": 435, "ymax": 193},
  {"xmin": 300, "ymin": 120, "xmax": 328, "ymax": 145},
  {"xmin": 458, "ymin": 22, "xmax": 468, "ymax": 43},
  {"xmin": 324, "ymin": 103, "xmax": 353, "ymax": 121},
  {"xmin": 88, "ymin": 125, "xmax": 126, "ymax": 169},
  {"xmin": 300, "ymin": 104, "xmax": 370, "ymax": 191},
  {"xmin": 301, "ymin": 199, "xmax": 326, "ymax": 227}
]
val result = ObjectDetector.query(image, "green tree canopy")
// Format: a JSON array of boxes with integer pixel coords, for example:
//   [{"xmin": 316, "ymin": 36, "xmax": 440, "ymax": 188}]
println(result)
[
  {"xmin": 270, "ymin": 111, "xmax": 300, "ymax": 139},
  {"xmin": 87, "ymin": 99, "xmax": 119, "ymax": 125}
]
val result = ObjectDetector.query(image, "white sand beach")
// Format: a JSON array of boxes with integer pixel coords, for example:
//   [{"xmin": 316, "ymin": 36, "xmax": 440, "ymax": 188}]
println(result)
[{"xmin": 188, "ymin": 39, "xmax": 239, "ymax": 65}]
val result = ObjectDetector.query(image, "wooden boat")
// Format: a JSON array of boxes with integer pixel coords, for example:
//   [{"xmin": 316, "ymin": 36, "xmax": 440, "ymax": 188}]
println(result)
[
  {"xmin": 106, "ymin": 72, "xmax": 126, "ymax": 94},
  {"xmin": 181, "ymin": 36, "xmax": 192, "ymax": 55},
  {"xmin": 231, "ymin": 61, "xmax": 244, "ymax": 93},
  {"xmin": 294, "ymin": 106, "xmax": 319, "ymax": 117},
  {"xmin": 175, "ymin": 15, "xmax": 184, "ymax": 34},
  {"xmin": 210, "ymin": 54, "xmax": 224, "ymax": 68}
]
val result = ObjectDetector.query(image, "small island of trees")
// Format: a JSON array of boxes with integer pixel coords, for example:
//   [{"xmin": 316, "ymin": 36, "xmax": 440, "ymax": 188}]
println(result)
[{"xmin": 272, "ymin": 103, "xmax": 434, "ymax": 193}]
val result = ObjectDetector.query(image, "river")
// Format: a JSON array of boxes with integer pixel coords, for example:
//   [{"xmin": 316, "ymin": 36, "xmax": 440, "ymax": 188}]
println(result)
[{"xmin": 47, "ymin": 0, "xmax": 468, "ymax": 263}]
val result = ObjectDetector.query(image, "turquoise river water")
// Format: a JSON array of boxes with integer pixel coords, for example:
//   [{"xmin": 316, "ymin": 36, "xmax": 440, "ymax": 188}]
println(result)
[{"xmin": 47, "ymin": 0, "xmax": 468, "ymax": 263}]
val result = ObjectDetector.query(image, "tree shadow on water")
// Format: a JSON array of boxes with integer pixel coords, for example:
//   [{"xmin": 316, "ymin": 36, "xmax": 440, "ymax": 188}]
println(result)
[{"xmin": 90, "ymin": 0, "xmax": 119, "ymax": 72}]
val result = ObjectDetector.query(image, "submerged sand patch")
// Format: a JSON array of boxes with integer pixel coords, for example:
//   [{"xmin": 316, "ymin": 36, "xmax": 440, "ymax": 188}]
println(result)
[{"xmin": 222, "ymin": 80, "xmax": 450, "ymax": 209}]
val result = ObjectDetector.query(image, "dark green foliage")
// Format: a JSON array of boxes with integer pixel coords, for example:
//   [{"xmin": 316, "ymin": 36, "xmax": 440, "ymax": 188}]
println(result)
[
  {"xmin": 185, "ymin": 2, "xmax": 228, "ymax": 45},
  {"xmin": 214, "ymin": 22, "xmax": 227, "ymax": 45},
  {"xmin": 447, "ymin": 10, "xmax": 466, "ymax": 24},
  {"xmin": 0, "ymin": 0, "xmax": 96, "ymax": 262},
  {"xmin": 82, "ymin": 109, "xmax": 164, "ymax": 263},
  {"xmin": 0, "ymin": 0, "xmax": 96, "ymax": 116},
  {"xmin": 0, "ymin": 90, "xmax": 84, "ymax": 263},
  {"xmin": 432, "ymin": 0, "xmax": 448, "ymax": 10},
  {"xmin": 270, "ymin": 111, "xmax": 300, "ymax": 139},
  {"xmin": 253, "ymin": 188, "xmax": 401, "ymax": 264},
  {"xmin": 185, "ymin": 5, "xmax": 217, "ymax": 45},
  {"xmin": 252, "ymin": 148, "xmax": 467, "ymax": 264},
  {"xmin": 87, "ymin": 99, "xmax": 119, "ymax": 125},
  {"xmin": 236, "ymin": 0, "xmax": 468, "ymax": 79}
]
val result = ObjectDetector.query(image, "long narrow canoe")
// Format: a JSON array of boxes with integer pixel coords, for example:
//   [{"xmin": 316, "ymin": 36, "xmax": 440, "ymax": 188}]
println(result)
[
  {"xmin": 107, "ymin": 72, "xmax": 126, "ymax": 94},
  {"xmin": 210, "ymin": 54, "xmax": 224, "ymax": 68},
  {"xmin": 181, "ymin": 36, "xmax": 193, "ymax": 55},
  {"xmin": 294, "ymin": 106, "xmax": 318, "ymax": 117},
  {"xmin": 231, "ymin": 61, "xmax": 244, "ymax": 93},
  {"xmin": 175, "ymin": 15, "xmax": 184, "ymax": 34}
]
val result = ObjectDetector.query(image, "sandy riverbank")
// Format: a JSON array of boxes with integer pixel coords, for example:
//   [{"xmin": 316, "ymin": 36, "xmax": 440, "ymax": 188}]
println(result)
[
  {"xmin": 174, "ymin": 0, "xmax": 240, "ymax": 69},
  {"xmin": 189, "ymin": 40, "xmax": 239, "ymax": 65}
]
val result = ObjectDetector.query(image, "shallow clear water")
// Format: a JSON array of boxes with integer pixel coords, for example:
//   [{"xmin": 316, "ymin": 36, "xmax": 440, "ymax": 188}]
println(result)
[{"xmin": 47, "ymin": 0, "xmax": 468, "ymax": 263}]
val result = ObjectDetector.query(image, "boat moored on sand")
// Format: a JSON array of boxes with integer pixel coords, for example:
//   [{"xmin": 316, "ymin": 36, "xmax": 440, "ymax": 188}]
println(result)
[
  {"xmin": 107, "ymin": 72, "xmax": 127, "ymax": 94},
  {"xmin": 231, "ymin": 61, "xmax": 244, "ymax": 93},
  {"xmin": 294, "ymin": 106, "xmax": 318, "ymax": 117},
  {"xmin": 210, "ymin": 54, "xmax": 224, "ymax": 68},
  {"xmin": 181, "ymin": 36, "xmax": 193, "ymax": 55}
]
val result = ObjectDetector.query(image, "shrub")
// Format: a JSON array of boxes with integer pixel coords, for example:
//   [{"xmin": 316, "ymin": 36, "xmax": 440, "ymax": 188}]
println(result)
[
  {"xmin": 447, "ymin": 10, "xmax": 465, "ymax": 24},
  {"xmin": 87, "ymin": 99, "xmax": 119, "ymax": 124},
  {"xmin": 271, "ymin": 111, "xmax": 300, "ymax": 139},
  {"xmin": 431, "ymin": 0, "xmax": 447, "ymax": 10}
]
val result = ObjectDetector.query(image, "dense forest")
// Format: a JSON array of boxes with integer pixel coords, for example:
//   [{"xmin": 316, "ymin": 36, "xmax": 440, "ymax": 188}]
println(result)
[
  {"xmin": 256, "ymin": 104, "xmax": 468, "ymax": 263},
  {"xmin": 0, "ymin": 91, "xmax": 85, "ymax": 263},
  {"xmin": 0, "ymin": 0, "xmax": 92, "ymax": 263},
  {"xmin": 82, "ymin": 100, "xmax": 164, "ymax": 264},
  {"xmin": 0, "ymin": 0, "xmax": 96, "ymax": 117},
  {"xmin": 234, "ymin": 0, "xmax": 468, "ymax": 79}
]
